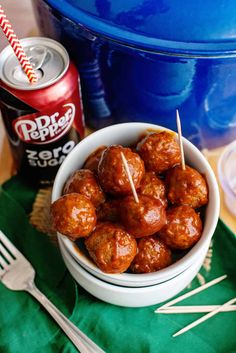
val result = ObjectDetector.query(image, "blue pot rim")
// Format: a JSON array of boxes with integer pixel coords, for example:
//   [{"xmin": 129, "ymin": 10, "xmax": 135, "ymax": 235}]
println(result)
[{"xmin": 45, "ymin": 0, "xmax": 236, "ymax": 58}]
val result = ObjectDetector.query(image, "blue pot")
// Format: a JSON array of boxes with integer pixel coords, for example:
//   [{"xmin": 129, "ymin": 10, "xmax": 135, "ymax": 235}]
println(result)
[{"xmin": 33, "ymin": 0, "xmax": 236, "ymax": 148}]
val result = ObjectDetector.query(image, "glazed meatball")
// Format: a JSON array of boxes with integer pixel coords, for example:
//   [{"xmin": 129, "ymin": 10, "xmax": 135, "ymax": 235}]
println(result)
[
  {"xmin": 130, "ymin": 236, "xmax": 172, "ymax": 273},
  {"xmin": 98, "ymin": 145, "xmax": 145, "ymax": 196},
  {"xmin": 120, "ymin": 194, "xmax": 167, "ymax": 238},
  {"xmin": 166, "ymin": 165, "xmax": 208, "ymax": 208},
  {"xmin": 138, "ymin": 172, "xmax": 168, "ymax": 208},
  {"xmin": 51, "ymin": 193, "xmax": 97, "ymax": 240},
  {"xmin": 159, "ymin": 205, "xmax": 202, "ymax": 250},
  {"xmin": 83, "ymin": 146, "xmax": 107, "ymax": 173},
  {"xmin": 85, "ymin": 222, "xmax": 137, "ymax": 273},
  {"xmin": 63, "ymin": 169, "xmax": 105, "ymax": 208},
  {"xmin": 97, "ymin": 199, "xmax": 120, "ymax": 223},
  {"xmin": 137, "ymin": 131, "xmax": 180, "ymax": 173}
]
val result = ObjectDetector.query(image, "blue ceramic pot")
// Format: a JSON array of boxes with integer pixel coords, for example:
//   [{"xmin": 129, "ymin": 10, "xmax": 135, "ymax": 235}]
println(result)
[{"xmin": 33, "ymin": 0, "xmax": 236, "ymax": 148}]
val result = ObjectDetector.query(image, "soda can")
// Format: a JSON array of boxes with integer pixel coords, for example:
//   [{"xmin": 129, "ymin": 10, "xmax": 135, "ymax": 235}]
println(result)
[{"xmin": 0, "ymin": 37, "xmax": 84, "ymax": 186}]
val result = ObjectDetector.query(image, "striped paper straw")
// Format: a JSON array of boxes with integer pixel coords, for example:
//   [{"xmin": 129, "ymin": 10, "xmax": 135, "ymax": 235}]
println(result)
[{"xmin": 0, "ymin": 5, "xmax": 38, "ymax": 83}]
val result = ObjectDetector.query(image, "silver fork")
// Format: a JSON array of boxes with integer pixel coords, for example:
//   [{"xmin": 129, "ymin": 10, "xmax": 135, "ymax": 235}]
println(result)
[{"xmin": 0, "ymin": 230, "xmax": 105, "ymax": 353}]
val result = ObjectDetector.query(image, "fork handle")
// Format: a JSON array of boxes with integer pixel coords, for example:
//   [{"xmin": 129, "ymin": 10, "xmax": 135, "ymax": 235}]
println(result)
[{"xmin": 26, "ymin": 281, "xmax": 105, "ymax": 353}]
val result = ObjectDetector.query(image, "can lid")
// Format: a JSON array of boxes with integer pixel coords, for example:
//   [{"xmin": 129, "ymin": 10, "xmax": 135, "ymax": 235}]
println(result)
[
  {"xmin": 0, "ymin": 37, "xmax": 69, "ymax": 90},
  {"xmin": 44, "ymin": 0, "xmax": 236, "ymax": 57}
]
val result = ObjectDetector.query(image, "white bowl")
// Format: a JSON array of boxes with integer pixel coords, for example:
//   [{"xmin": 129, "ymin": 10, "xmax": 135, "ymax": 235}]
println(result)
[
  {"xmin": 60, "ymin": 233, "xmax": 209, "ymax": 288},
  {"xmin": 52, "ymin": 122, "xmax": 220, "ymax": 287},
  {"xmin": 58, "ymin": 236, "xmax": 209, "ymax": 307}
]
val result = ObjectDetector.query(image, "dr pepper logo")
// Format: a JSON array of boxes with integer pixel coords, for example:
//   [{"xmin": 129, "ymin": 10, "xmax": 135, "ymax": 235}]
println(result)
[{"xmin": 13, "ymin": 103, "xmax": 76, "ymax": 144}]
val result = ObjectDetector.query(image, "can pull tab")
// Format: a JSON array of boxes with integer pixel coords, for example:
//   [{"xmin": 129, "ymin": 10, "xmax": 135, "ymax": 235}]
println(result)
[{"xmin": 27, "ymin": 46, "xmax": 49, "ymax": 71}]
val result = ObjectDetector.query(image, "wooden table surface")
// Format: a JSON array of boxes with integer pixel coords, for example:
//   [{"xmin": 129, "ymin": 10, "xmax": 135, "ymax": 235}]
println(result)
[
  {"xmin": 0, "ymin": 0, "xmax": 235, "ymax": 234},
  {"xmin": 0, "ymin": 0, "xmax": 39, "ymax": 183}
]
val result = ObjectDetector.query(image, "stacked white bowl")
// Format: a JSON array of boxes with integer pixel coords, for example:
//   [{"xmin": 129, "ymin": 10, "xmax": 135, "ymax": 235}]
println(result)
[{"xmin": 52, "ymin": 123, "xmax": 220, "ymax": 307}]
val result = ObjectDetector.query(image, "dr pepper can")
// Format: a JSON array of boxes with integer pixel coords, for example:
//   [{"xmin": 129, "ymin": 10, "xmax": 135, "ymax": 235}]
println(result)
[{"xmin": 0, "ymin": 37, "xmax": 84, "ymax": 186}]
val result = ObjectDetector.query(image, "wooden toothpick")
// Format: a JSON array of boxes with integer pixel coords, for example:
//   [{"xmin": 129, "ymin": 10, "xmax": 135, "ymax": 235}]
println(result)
[
  {"xmin": 176, "ymin": 109, "xmax": 186, "ymax": 171},
  {"xmin": 156, "ymin": 305, "xmax": 236, "ymax": 314},
  {"xmin": 172, "ymin": 297, "xmax": 236, "ymax": 337},
  {"xmin": 155, "ymin": 274, "xmax": 227, "ymax": 312},
  {"xmin": 121, "ymin": 152, "xmax": 139, "ymax": 203}
]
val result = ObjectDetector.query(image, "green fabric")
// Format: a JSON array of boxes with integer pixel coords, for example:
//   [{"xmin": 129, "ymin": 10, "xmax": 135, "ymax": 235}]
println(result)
[{"xmin": 0, "ymin": 177, "xmax": 236, "ymax": 353}]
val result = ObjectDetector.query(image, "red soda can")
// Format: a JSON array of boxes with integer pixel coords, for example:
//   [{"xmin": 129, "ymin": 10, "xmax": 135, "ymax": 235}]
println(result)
[{"xmin": 0, "ymin": 37, "xmax": 84, "ymax": 186}]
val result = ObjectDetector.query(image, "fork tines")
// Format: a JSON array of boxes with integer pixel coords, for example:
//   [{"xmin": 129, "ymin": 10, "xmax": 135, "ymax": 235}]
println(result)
[{"xmin": 0, "ymin": 230, "xmax": 18, "ymax": 275}]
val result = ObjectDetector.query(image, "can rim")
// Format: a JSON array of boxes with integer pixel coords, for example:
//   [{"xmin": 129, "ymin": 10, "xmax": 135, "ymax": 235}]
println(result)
[{"xmin": 0, "ymin": 37, "xmax": 69, "ymax": 90}]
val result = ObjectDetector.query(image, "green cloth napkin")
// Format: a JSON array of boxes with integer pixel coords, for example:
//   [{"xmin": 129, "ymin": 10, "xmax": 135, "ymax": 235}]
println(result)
[{"xmin": 0, "ymin": 177, "xmax": 236, "ymax": 353}]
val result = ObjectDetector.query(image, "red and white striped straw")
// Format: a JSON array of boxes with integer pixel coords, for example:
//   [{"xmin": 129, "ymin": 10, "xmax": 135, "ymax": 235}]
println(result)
[{"xmin": 0, "ymin": 5, "xmax": 38, "ymax": 84}]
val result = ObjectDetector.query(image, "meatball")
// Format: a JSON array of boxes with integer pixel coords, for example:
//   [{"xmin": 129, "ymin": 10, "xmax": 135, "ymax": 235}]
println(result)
[
  {"xmin": 137, "ymin": 131, "xmax": 180, "ymax": 173},
  {"xmin": 138, "ymin": 172, "xmax": 168, "ymax": 208},
  {"xmin": 159, "ymin": 205, "xmax": 202, "ymax": 250},
  {"xmin": 85, "ymin": 222, "xmax": 137, "ymax": 273},
  {"xmin": 120, "ymin": 194, "xmax": 167, "ymax": 238},
  {"xmin": 98, "ymin": 145, "xmax": 145, "ymax": 196},
  {"xmin": 97, "ymin": 199, "xmax": 120, "ymax": 223},
  {"xmin": 51, "ymin": 193, "xmax": 97, "ymax": 241},
  {"xmin": 166, "ymin": 165, "xmax": 208, "ymax": 208},
  {"xmin": 83, "ymin": 146, "xmax": 107, "ymax": 173},
  {"xmin": 130, "ymin": 236, "xmax": 172, "ymax": 273},
  {"xmin": 63, "ymin": 169, "xmax": 105, "ymax": 208}
]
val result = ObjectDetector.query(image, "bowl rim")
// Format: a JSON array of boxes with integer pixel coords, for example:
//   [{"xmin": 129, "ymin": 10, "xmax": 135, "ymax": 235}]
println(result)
[
  {"xmin": 58, "ymin": 235, "xmax": 208, "ymax": 292},
  {"xmin": 52, "ymin": 122, "xmax": 220, "ymax": 284}
]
